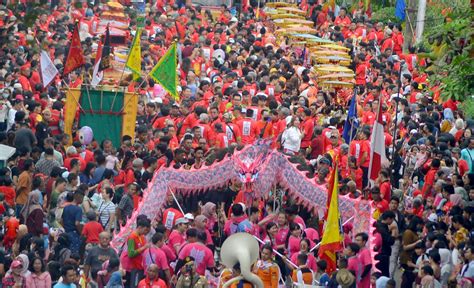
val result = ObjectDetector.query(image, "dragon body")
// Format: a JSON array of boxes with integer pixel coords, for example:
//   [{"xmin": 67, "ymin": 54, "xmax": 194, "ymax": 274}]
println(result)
[{"xmin": 111, "ymin": 142, "xmax": 377, "ymax": 271}]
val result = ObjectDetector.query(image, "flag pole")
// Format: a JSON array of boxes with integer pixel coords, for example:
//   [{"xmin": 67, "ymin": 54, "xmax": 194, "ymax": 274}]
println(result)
[
  {"xmin": 367, "ymin": 91, "xmax": 384, "ymax": 188},
  {"xmin": 110, "ymin": 28, "xmax": 141, "ymax": 112},
  {"xmin": 81, "ymin": 65, "xmax": 94, "ymax": 114},
  {"xmin": 252, "ymin": 235, "xmax": 298, "ymax": 268},
  {"xmin": 61, "ymin": 79, "xmax": 86, "ymax": 115},
  {"xmin": 348, "ymin": 87, "xmax": 358, "ymax": 144},
  {"xmin": 309, "ymin": 216, "xmax": 354, "ymax": 253},
  {"xmin": 390, "ymin": 61, "xmax": 404, "ymax": 172},
  {"xmin": 168, "ymin": 187, "xmax": 185, "ymax": 215}
]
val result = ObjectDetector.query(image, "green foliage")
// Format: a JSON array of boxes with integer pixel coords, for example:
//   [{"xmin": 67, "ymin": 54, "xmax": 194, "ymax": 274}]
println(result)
[
  {"xmin": 459, "ymin": 97, "xmax": 474, "ymax": 119},
  {"xmin": 438, "ymin": 52, "xmax": 474, "ymax": 102},
  {"xmin": 371, "ymin": 7, "xmax": 400, "ymax": 23},
  {"xmin": 420, "ymin": 3, "xmax": 473, "ymax": 102}
]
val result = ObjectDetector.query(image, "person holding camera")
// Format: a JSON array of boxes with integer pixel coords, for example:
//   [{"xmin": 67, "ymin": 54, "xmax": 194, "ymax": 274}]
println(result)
[{"xmin": 175, "ymin": 256, "xmax": 208, "ymax": 288}]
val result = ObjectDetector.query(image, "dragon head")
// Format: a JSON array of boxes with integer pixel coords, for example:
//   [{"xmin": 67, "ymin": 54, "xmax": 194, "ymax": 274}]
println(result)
[{"xmin": 233, "ymin": 141, "xmax": 272, "ymax": 195}]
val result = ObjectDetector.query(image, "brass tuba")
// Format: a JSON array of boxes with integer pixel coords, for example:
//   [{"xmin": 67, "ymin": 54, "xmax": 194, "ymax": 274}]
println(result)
[{"xmin": 220, "ymin": 233, "xmax": 264, "ymax": 288}]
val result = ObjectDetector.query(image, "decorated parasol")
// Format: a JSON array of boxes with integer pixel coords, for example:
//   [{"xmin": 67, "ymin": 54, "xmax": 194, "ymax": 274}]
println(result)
[
  {"xmin": 316, "ymin": 65, "xmax": 354, "ymax": 75},
  {"xmin": 310, "ymin": 49, "xmax": 351, "ymax": 57},
  {"xmin": 315, "ymin": 56, "xmax": 351, "ymax": 66},
  {"xmin": 276, "ymin": 7, "xmax": 306, "ymax": 15},
  {"xmin": 318, "ymin": 44, "xmax": 350, "ymax": 51},
  {"xmin": 266, "ymin": 2, "xmax": 297, "ymax": 8},
  {"xmin": 280, "ymin": 26, "xmax": 318, "ymax": 34},
  {"xmin": 269, "ymin": 13, "xmax": 305, "ymax": 19},
  {"xmin": 320, "ymin": 80, "xmax": 355, "ymax": 89},
  {"xmin": 318, "ymin": 73, "xmax": 355, "ymax": 80}
]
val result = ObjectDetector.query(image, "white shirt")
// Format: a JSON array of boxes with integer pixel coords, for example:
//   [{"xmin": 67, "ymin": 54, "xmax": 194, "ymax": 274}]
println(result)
[
  {"xmin": 281, "ymin": 126, "xmax": 302, "ymax": 153},
  {"xmin": 7, "ymin": 107, "xmax": 17, "ymax": 131}
]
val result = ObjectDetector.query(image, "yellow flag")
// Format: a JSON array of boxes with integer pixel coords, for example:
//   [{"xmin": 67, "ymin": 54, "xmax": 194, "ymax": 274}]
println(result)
[
  {"xmin": 126, "ymin": 29, "xmax": 142, "ymax": 80},
  {"xmin": 318, "ymin": 167, "xmax": 343, "ymax": 273}
]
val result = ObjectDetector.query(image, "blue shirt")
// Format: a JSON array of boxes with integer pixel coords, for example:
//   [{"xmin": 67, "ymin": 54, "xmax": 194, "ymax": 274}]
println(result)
[
  {"xmin": 62, "ymin": 205, "xmax": 82, "ymax": 233},
  {"xmin": 107, "ymin": 271, "xmax": 123, "ymax": 287},
  {"xmin": 53, "ymin": 282, "xmax": 78, "ymax": 288}
]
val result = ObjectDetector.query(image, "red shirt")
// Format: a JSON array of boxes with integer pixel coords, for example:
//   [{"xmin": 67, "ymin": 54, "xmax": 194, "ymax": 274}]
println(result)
[
  {"xmin": 381, "ymin": 38, "xmax": 395, "ymax": 52},
  {"xmin": 64, "ymin": 156, "xmax": 86, "ymax": 172},
  {"xmin": 373, "ymin": 199, "xmax": 389, "ymax": 215},
  {"xmin": 0, "ymin": 186, "xmax": 16, "ymax": 207},
  {"xmin": 237, "ymin": 118, "xmax": 259, "ymax": 145},
  {"xmin": 300, "ymin": 118, "xmax": 315, "ymax": 148},
  {"xmin": 178, "ymin": 243, "xmax": 215, "ymax": 275},
  {"xmin": 4, "ymin": 217, "xmax": 19, "ymax": 240},
  {"xmin": 142, "ymin": 246, "xmax": 170, "ymax": 271},
  {"xmin": 137, "ymin": 277, "xmax": 167, "ymax": 288},
  {"xmin": 355, "ymin": 63, "xmax": 367, "ymax": 85},
  {"xmin": 379, "ymin": 180, "xmax": 391, "ymax": 202},
  {"xmin": 361, "ymin": 111, "xmax": 376, "ymax": 126},
  {"xmin": 18, "ymin": 75, "xmax": 32, "ymax": 92},
  {"xmin": 422, "ymin": 168, "xmax": 438, "ymax": 197},
  {"xmin": 214, "ymin": 132, "xmax": 229, "ymax": 148},
  {"xmin": 458, "ymin": 159, "xmax": 469, "ymax": 176},
  {"xmin": 168, "ymin": 230, "xmax": 186, "ymax": 253},
  {"xmin": 82, "ymin": 221, "xmax": 104, "ymax": 244}
]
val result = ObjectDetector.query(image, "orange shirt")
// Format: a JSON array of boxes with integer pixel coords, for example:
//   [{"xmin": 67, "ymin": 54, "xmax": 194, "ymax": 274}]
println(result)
[{"xmin": 254, "ymin": 260, "xmax": 279, "ymax": 288}]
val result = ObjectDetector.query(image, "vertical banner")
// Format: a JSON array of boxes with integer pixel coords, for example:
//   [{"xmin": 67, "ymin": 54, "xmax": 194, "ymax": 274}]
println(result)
[
  {"xmin": 122, "ymin": 92, "xmax": 138, "ymax": 143},
  {"xmin": 64, "ymin": 89, "xmax": 81, "ymax": 145}
]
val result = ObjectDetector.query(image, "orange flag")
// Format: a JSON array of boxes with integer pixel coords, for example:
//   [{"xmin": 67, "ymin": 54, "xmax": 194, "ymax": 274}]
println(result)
[
  {"xmin": 318, "ymin": 166, "xmax": 343, "ymax": 274},
  {"xmin": 63, "ymin": 22, "xmax": 85, "ymax": 76}
]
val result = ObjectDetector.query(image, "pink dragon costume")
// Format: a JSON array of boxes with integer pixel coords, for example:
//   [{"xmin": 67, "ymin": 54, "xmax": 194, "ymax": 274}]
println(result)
[{"xmin": 111, "ymin": 141, "xmax": 378, "ymax": 270}]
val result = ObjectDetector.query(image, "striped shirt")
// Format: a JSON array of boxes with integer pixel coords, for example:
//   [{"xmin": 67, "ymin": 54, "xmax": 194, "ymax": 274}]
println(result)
[{"xmin": 97, "ymin": 200, "xmax": 116, "ymax": 229}]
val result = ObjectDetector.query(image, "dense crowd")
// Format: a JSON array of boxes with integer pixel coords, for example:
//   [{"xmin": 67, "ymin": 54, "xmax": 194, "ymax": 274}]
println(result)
[{"xmin": 0, "ymin": 0, "xmax": 473, "ymax": 288}]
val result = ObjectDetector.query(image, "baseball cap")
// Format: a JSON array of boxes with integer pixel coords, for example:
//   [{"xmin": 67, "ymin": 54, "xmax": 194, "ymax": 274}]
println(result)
[
  {"xmin": 175, "ymin": 218, "xmax": 189, "ymax": 225},
  {"xmin": 184, "ymin": 213, "xmax": 194, "ymax": 221},
  {"xmin": 427, "ymin": 213, "xmax": 438, "ymax": 223}
]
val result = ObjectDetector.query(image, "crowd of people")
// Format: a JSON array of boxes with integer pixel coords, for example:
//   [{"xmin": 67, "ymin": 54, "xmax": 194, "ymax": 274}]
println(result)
[{"xmin": 0, "ymin": 0, "xmax": 473, "ymax": 287}]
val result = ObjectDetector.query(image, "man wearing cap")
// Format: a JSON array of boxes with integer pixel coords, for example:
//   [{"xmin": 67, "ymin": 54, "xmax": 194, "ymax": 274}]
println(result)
[
  {"xmin": 176, "ymin": 256, "xmax": 208, "ymax": 287},
  {"xmin": 222, "ymin": 112, "xmax": 242, "ymax": 145},
  {"xmin": 168, "ymin": 217, "xmax": 189, "ymax": 254}
]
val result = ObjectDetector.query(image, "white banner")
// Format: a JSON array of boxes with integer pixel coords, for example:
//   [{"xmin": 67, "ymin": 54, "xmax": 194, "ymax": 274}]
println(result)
[{"xmin": 40, "ymin": 50, "xmax": 58, "ymax": 88}]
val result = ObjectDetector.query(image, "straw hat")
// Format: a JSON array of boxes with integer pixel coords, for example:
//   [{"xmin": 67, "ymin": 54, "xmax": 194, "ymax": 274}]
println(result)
[{"xmin": 336, "ymin": 269, "xmax": 355, "ymax": 288}]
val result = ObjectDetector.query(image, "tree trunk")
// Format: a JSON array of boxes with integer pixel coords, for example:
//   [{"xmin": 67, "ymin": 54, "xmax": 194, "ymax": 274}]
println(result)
[{"xmin": 403, "ymin": 0, "xmax": 418, "ymax": 51}]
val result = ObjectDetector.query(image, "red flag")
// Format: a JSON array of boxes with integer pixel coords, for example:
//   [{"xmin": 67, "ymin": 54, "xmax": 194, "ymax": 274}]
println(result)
[
  {"xmin": 63, "ymin": 22, "xmax": 85, "ymax": 76},
  {"xmin": 368, "ymin": 96, "xmax": 387, "ymax": 182}
]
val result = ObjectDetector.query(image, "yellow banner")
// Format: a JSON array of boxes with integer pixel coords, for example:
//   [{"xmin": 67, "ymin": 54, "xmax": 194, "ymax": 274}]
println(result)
[
  {"xmin": 64, "ymin": 89, "xmax": 81, "ymax": 145},
  {"xmin": 122, "ymin": 92, "xmax": 138, "ymax": 143}
]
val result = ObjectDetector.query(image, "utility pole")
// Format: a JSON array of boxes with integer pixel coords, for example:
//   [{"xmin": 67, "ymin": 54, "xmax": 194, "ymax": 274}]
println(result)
[
  {"xmin": 415, "ymin": 0, "xmax": 427, "ymax": 44},
  {"xmin": 403, "ymin": 0, "xmax": 418, "ymax": 51}
]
